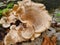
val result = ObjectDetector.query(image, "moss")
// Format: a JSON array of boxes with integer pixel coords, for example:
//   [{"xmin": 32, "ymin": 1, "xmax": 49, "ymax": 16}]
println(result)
[{"xmin": 7, "ymin": 2, "xmax": 14, "ymax": 8}]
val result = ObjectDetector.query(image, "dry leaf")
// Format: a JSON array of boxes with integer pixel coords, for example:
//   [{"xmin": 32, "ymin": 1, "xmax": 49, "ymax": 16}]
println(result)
[
  {"xmin": 42, "ymin": 35, "xmax": 56, "ymax": 45},
  {"xmin": 51, "ymin": 36, "xmax": 57, "ymax": 45}
]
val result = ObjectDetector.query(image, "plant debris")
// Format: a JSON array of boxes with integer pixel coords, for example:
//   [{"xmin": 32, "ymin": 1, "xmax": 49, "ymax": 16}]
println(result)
[{"xmin": 42, "ymin": 35, "xmax": 57, "ymax": 45}]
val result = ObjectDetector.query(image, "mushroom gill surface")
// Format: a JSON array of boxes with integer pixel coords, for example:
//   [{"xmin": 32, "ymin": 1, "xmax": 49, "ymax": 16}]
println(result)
[{"xmin": 3, "ymin": 0, "xmax": 52, "ymax": 45}]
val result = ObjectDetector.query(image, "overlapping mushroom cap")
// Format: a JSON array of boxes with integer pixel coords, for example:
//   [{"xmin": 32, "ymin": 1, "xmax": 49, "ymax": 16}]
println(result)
[{"xmin": 3, "ymin": 0, "xmax": 52, "ymax": 45}]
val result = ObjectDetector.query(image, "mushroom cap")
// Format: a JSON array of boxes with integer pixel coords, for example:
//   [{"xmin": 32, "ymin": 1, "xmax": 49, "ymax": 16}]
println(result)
[
  {"xmin": 10, "ymin": 25, "xmax": 16, "ymax": 30},
  {"xmin": 0, "ymin": 17, "xmax": 7, "ymax": 24},
  {"xmin": 8, "ymin": 14, "xmax": 17, "ymax": 23},
  {"xmin": 21, "ymin": 26, "xmax": 34, "ymax": 39},
  {"xmin": 2, "ymin": 23, "xmax": 10, "ymax": 28},
  {"xmin": 4, "ymin": 25, "xmax": 26, "ymax": 45},
  {"xmin": 0, "ymin": 17, "xmax": 10, "ymax": 28},
  {"xmin": 19, "ymin": 2, "xmax": 52, "ymax": 33}
]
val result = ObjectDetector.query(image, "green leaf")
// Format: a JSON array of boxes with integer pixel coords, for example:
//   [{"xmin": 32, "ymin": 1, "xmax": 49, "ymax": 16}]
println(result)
[
  {"xmin": 55, "ymin": 13, "xmax": 60, "ymax": 17},
  {"xmin": 0, "ymin": 10, "xmax": 3, "ymax": 18},
  {"xmin": 7, "ymin": 2, "xmax": 14, "ymax": 8},
  {"xmin": 2, "ymin": 8, "xmax": 9, "ymax": 13},
  {"xmin": 0, "ymin": 9, "xmax": 3, "ymax": 14},
  {"xmin": 0, "ymin": 14, "xmax": 2, "ymax": 19}
]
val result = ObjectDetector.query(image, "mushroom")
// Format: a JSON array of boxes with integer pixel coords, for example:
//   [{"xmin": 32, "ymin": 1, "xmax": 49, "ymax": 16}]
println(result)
[
  {"xmin": 0, "ymin": 17, "xmax": 10, "ymax": 28},
  {"xmin": 0, "ymin": 14, "xmax": 17, "ymax": 28},
  {"xmin": 8, "ymin": 14, "xmax": 17, "ymax": 23},
  {"xmin": 4, "ymin": 0, "xmax": 52, "ymax": 45},
  {"xmin": 4, "ymin": 25, "xmax": 26, "ymax": 45},
  {"xmin": 19, "ymin": 1, "xmax": 52, "ymax": 33}
]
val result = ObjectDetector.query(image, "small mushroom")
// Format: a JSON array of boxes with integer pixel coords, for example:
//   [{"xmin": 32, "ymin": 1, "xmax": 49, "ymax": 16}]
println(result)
[
  {"xmin": 10, "ymin": 25, "xmax": 16, "ymax": 30},
  {"xmin": 0, "ymin": 17, "xmax": 6, "ymax": 24},
  {"xmin": 8, "ymin": 13, "xmax": 17, "ymax": 23},
  {"xmin": 0, "ymin": 17, "xmax": 10, "ymax": 28},
  {"xmin": 0, "ymin": 15, "xmax": 17, "ymax": 28}
]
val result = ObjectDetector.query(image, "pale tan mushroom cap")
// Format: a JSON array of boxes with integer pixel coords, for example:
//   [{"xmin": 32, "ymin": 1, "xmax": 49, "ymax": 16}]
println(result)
[
  {"xmin": 4, "ymin": 25, "xmax": 26, "ymax": 45},
  {"xmin": 0, "ymin": 17, "xmax": 10, "ymax": 28},
  {"xmin": 21, "ymin": 26, "xmax": 34, "ymax": 39},
  {"xmin": 19, "ymin": 2, "xmax": 52, "ymax": 33},
  {"xmin": 4, "ymin": 0, "xmax": 52, "ymax": 45}
]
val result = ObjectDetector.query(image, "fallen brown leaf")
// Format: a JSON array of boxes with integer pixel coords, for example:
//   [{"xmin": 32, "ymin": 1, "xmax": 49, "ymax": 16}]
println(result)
[
  {"xmin": 0, "ymin": 41, "xmax": 4, "ymax": 45},
  {"xmin": 42, "ymin": 35, "xmax": 56, "ymax": 45},
  {"xmin": 51, "ymin": 36, "xmax": 57, "ymax": 45}
]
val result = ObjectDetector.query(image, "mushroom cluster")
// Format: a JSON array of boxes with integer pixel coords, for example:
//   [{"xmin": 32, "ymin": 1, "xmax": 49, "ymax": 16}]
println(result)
[{"xmin": 0, "ymin": 0, "xmax": 52, "ymax": 45}]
